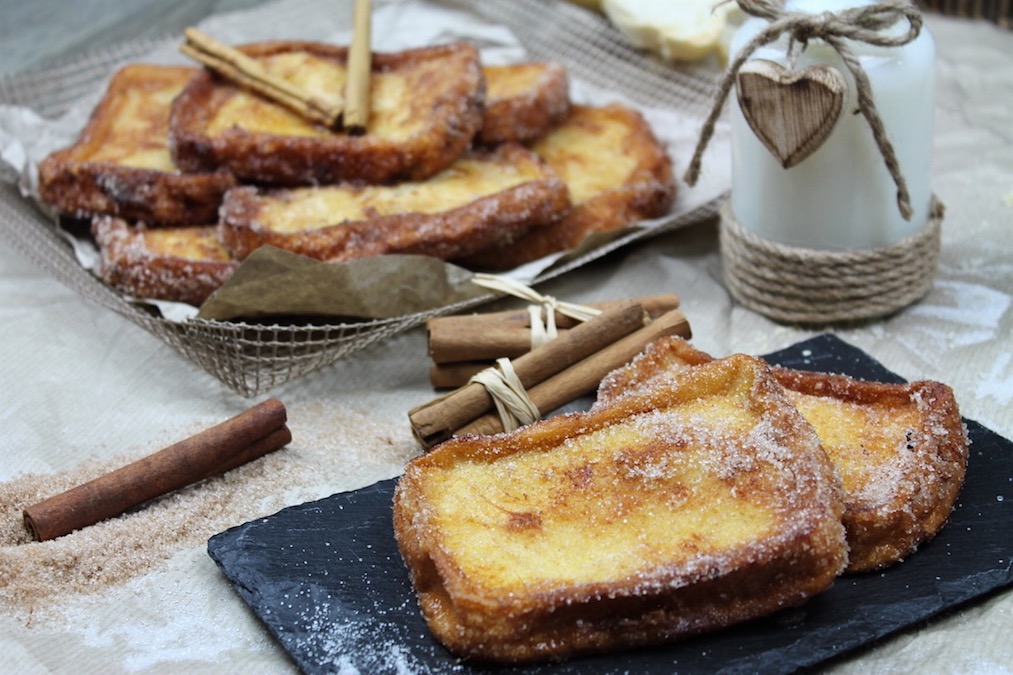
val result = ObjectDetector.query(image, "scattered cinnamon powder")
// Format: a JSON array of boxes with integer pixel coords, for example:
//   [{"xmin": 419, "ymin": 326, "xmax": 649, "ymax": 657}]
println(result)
[{"xmin": 0, "ymin": 400, "xmax": 418, "ymax": 626}]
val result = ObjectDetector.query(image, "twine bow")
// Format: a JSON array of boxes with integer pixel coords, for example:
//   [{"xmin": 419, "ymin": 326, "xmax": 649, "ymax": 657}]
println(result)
[
  {"xmin": 471, "ymin": 273, "xmax": 601, "ymax": 349},
  {"xmin": 684, "ymin": 0, "xmax": 923, "ymax": 220}
]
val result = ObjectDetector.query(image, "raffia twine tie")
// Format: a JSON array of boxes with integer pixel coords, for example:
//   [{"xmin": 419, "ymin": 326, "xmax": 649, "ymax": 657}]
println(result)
[
  {"xmin": 685, "ymin": 0, "xmax": 923, "ymax": 220},
  {"xmin": 471, "ymin": 273, "xmax": 601, "ymax": 349},
  {"xmin": 469, "ymin": 358, "xmax": 541, "ymax": 432},
  {"xmin": 468, "ymin": 274, "xmax": 601, "ymax": 431}
]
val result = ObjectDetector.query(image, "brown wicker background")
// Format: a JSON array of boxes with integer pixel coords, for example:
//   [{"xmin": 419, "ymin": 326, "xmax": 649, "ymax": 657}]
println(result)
[{"xmin": 920, "ymin": 0, "xmax": 1011, "ymax": 26}]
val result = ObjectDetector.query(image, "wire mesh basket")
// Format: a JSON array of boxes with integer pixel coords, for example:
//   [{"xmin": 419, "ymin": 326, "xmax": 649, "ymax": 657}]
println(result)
[{"xmin": 0, "ymin": 0, "xmax": 722, "ymax": 396}]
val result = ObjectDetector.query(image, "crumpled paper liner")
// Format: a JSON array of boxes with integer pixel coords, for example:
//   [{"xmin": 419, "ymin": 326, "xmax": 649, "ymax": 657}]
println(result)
[
  {"xmin": 197, "ymin": 247, "xmax": 488, "ymax": 321},
  {"xmin": 195, "ymin": 219, "xmax": 652, "ymax": 322}
]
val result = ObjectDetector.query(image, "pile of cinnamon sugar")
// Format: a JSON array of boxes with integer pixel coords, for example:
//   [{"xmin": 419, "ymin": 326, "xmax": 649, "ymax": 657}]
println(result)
[{"xmin": 0, "ymin": 401, "xmax": 416, "ymax": 625}]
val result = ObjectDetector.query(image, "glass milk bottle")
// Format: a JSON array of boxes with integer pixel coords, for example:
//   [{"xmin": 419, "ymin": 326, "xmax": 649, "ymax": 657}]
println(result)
[{"xmin": 729, "ymin": 0, "xmax": 936, "ymax": 250}]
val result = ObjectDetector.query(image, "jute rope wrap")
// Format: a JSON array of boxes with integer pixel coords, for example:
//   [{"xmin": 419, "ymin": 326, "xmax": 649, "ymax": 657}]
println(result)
[{"xmin": 720, "ymin": 196, "xmax": 944, "ymax": 324}]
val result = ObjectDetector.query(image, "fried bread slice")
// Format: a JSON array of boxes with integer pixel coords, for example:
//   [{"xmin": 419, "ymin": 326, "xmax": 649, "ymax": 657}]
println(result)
[
  {"xmin": 218, "ymin": 142, "xmax": 569, "ymax": 262},
  {"xmin": 394, "ymin": 354, "xmax": 847, "ymax": 663},
  {"xmin": 169, "ymin": 41, "xmax": 484, "ymax": 186},
  {"xmin": 597, "ymin": 336, "xmax": 969, "ymax": 572},
  {"xmin": 596, "ymin": 335, "xmax": 713, "ymax": 403},
  {"xmin": 91, "ymin": 215, "xmax": 238, "ymax": 306},
  {"xmin": 461, "ymin": 103, "xmax": 675, "ymax": 269},
  {"xmin": 37, "ymin": 64, "xmax": 236, "ymax": 226},
  {"xmin": 477, "ymin": 62, "xmax": 570, "ymax": 146}
]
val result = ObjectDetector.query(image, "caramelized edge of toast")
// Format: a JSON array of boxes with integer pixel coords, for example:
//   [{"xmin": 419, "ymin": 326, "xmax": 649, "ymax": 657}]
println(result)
[
  {"xmin": 218, "ymin": 143, "xmax": 570, "ymax": 262},
  {"xmin": 91, "ymin": 215, "xmax": 238, "ymax": 306},
  {"xmin": 169, "ymin": 41, "xmax": 485, "ymax": 186},
  {"xmin": 461, "ymin": 103, "xmax": 675, "ymax": 270},
  {"xmin": 37, "ymin": 64, "xmax": 236, "ymax": 226},
  {"xmin": 477, "ymin": 62, "xmax": 571, "ymax": 146}
]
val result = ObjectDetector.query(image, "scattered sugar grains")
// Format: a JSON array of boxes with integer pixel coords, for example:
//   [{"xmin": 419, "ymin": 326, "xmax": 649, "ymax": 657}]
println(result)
[
  {"xmin": 298, "ymin": 601, "xmax": 435, "ymax": 675},
  {"xmin": 0, "ymin": 400, "xmax": 417, "ymax": 625}
]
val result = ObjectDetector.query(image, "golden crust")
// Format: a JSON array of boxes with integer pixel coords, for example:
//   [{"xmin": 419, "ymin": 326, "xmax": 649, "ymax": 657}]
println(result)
[
  {"xmin": 37, "ymin": 64, "xmax": 236, "ymax": 226},
  {"xmin": 394, "ymin": 354, "xmax": 847, "ymax": 663},
  {"xmin": 596, "ymin": 335, "xmax": 714, "ymax": 402},
  {"xmin": 169, "ymin": 41, "xmax": 485, "ymax": 187},
  {"xmin": 597, "ymin": 336, "xmax": 970, "ymax": 572},
  {"xmin": 477, "ymin": 62, "xmax": 570, "ymax": 146},
  {"xmin": 770, "ymin": 368, "xmax": 968, "ymax": 571},
  {"xmin": 218, "ymin": 143, "xmax": 570, "ymax": 262},
  {"xmin": 91, "ymin": 215, "xmax": 238, "ymax": 306},
  {"xmin": 461, "ymin": 103, "xmax": 675, "ymax": 270}
]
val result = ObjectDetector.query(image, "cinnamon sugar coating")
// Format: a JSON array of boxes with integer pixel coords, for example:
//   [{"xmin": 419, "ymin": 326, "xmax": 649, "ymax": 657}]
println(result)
[
  {"xmin": 460, "ymin": 103, "xmax": 675, "ymax": 270},
  {"xmin": 91, "ymin": 215, "xmax": 238, "ymax": 306},
  {"xmin": 597, "ymin": 336, "xmax": 970, "ymax": 572},
  {"xmin": 218, "ymin": 143, "xmax": 569, "ymax": 262},
  {"xmin": 770, "ymin": 368, "xmax": 968, "ymax": 571},
  {"xmin": 169, "ymin": 42, "xmax": 485, "ymax": 187},
  {"xmin": 37, "ymin": 64, "xmax": 236, "ymax": 226},
  {"xmin": 477, "ymin": 62, "xmax": 571, "ymax": 146},
  {"xmin": 394, "ymin": 355, "xmax": 847, "ymax": 663}
]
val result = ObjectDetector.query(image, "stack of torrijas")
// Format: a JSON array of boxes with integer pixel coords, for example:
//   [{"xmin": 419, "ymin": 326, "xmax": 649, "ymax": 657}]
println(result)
[{"xmin": 35, "ymin": 0, "xmax": 677, "ymax": 307}]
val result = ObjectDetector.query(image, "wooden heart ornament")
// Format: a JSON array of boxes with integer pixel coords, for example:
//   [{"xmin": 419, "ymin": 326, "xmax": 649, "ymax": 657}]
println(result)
[{"xmin": 735, "ymin": 60, "xmax": 847, "ymax": 169}]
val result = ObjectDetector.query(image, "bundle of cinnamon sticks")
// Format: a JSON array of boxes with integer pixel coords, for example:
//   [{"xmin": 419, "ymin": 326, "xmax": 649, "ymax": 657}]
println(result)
[
  {"xmin": 409, "ymin": 295, "xmax": 691, "ymax": 449},
  {"xmin": 426, "ymin": 293, "xmax": 684, "ymax": 388}
]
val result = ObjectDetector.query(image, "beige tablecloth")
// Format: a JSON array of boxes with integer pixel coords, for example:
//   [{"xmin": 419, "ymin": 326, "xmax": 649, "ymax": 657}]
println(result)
[{"xmin": 1, "ymin": 1, "xmax": 1010, "ymax": 672}]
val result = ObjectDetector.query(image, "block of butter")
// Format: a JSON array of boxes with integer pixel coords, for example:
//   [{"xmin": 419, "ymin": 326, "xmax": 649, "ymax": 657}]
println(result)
[{"xmin": 602, "ymin": 0, "xmax": 744, "ymax": 63}]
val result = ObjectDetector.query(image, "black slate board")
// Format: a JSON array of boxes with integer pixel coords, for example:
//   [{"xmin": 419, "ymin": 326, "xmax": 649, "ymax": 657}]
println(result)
[{"xmin": 208, "ymin": 334, "xmax": 1013, "ymax": 674}]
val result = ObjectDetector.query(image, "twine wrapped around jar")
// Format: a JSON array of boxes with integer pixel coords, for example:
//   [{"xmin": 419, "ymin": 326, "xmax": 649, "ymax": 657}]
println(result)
[{"xmin": 719, "ymin": 197, "xmax": 944, "ymax": 324}]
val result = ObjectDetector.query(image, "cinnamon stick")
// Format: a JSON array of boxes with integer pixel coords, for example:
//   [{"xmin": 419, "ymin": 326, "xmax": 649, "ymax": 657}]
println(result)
[
  {"xmin": 429, "ymin": 361, "xmax": 487, "ymax": 389},
  {"xmin": 430, "ymin": 325, "xmax": 541, "ymax": 364},
  {"xmin": 409, "ymin": 301, "xmax": 649, "ymax": 449},
  {"xmin": 343, "ymin": 0, "xmax": 372, "ymax": 133},
  {"xmin": 181, "ymin": 28, "xmax": 344, "ymax": 129},
  {"xmin": 23, "ymin": 399, "xmax": 290, "ymax": 541},
  {"xmin": 456, "ymin": 309, "xmax": 691, "ymax": 438},
  {"xmin": 427, "ymin": 294, "xmax": 681, "ymax": 364}
]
